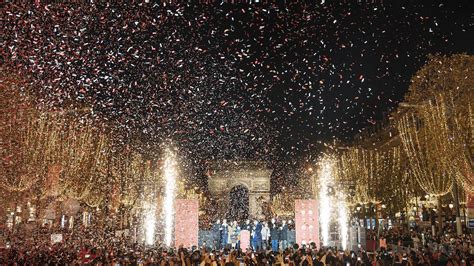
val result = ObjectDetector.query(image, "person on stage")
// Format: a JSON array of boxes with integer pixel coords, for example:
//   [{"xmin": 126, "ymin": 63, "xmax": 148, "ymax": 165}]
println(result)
[
  {"xmin": 270, "ymin": 218, "xmax": 280, "ymax": 252},
  {"xmin": 279, "ymin": 220, "xmax": 289, "ymax": 251},
  {"xmin": 212, "ymin": 219, "xmax": 222, "ymax": 250},
  {"xmin": 220, "ymin": 219, "xmax": 229, "ymax": 249},
  {"xmin": 261, "ymin": 221, "xmax": 270, "ymax": 250},
  {"xmin": 252, "ymin": 220, "xmax": 263, "ymax": 251},
  {"xmin": 242, "ymin": 219, "xmax": 253, "ymax": 249},
  {"xmin": 242, "ymin": 219, "xmax": 252, "ymax": 231},
  {"xmin": 230, "ymin": 220, "xmax": 240, "ymax": 249},
  {"xmin": 228, "ymin": 220, "xmax": 235, "ymax": 249}
]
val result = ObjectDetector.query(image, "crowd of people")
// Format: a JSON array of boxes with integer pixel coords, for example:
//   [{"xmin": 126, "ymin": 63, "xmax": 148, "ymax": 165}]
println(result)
[
  {"xmin": 365, "ymin": 226, "xmax": 474, "ymax": 265},
  {"xmin": 2, "ymin": 221, "xmax": 474, "ymax": 265}
]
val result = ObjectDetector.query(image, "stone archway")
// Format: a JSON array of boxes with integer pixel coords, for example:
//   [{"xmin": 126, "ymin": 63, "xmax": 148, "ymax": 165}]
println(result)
[{"xmin": 207, "ymin": 161, "xmax": 272, "ymax": 220}]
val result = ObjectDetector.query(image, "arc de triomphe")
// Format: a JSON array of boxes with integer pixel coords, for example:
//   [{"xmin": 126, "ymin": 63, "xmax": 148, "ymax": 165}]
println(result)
[{"xmin": 207, "ymin": 161, "xmax": 272, "ymax": 219}]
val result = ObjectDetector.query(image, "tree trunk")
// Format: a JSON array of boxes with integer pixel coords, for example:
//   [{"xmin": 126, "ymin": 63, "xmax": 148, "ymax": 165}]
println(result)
[{"xmin": 437, "ymin": 198, "xmax": 443, "ymax": 236}]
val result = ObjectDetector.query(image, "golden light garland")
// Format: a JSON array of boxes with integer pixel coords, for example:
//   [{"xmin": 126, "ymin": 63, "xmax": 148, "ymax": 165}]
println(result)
[
  {"xmin": 3, "ymin": 55, "xmax": 468, "ymax": 217},
  {"xmin": 448, "ymin": 97, "xmax": 473, "ymax": 192},
  {"xmin": 337, "ymin": 148, "xmax": 376, "ymax": 204},
  {"xmin": 403, "ymin": 54, "xmax": 473, "ymax": 194},
  {"xmin": 381, "ymin": 147, "xmax": 416, "ymax": 214},
  {"xmin": 111, "ymin": 153, "xmax": 155, "ymax": 209},
  {"xmin": 0, "ymin": 100, "xmax": 172, "ymax": 210},
  {"xmin": 0, "ymin": 110, "xmax": 62, "ymax": 193},
  {"xmin": 398, "ymin": 107, "xmax": 453, "ymax": 197},
  {"xmin": 398, "ymin": 93, "xmax": 473, "ymax": 196},
  {"xmin": 58, "ymin": 121, "xmax": 107, "ymax": 203},
  {"xmin": 332, "ymin": 143, "xmax": 417, "ymax": 213}
]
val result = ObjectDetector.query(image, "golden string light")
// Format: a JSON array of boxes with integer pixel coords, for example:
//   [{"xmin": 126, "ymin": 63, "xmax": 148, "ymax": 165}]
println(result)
[
  {"xmin": 2, "ymin": 54, "xmax": 470, "ymax": 221},
  {"xmin": 448, "ymin": 96, "xmax": 473, "ymax": 192},
  {"xmin": 404, "ymin": 93, "xmax": 472, "ymax": 195},
  {"xmin": 0, "ymin": 75, "xmax": 195, "ymax": 225},
  {"xmin": 337, "ymin": 148, "xmax": 378, "ymax": 204},
  {"xmin": 334, "ymin": 143, "xmax": 415, "ymax": 212},
  {"xmin": 402, "ymin": 54, "xmax": 473, "ymax": 195},
  {"xmin": 381, "ymin": 148, "xmax": 416, "ymax": 214},
  {"xmin": 398, "ymin": 105, "xmax": 453, "ymax": 197},
  {"xmin": 0, "ymin": 110, "xmax": 62, "ymax": 193}
]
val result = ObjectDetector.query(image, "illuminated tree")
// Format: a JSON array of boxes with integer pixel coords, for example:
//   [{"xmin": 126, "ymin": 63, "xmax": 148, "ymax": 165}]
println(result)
[
  {"xmin": 0, "ymin": 73, "xmax": 62, "ymax": 195},
  {"xmin": 337, "ymin": 148, "xmax": 378, "ymax": 204},
  {"xmin": 404, "ymin": 54, "xmax": 473, "ymax": 192},
  {"xmin": 398, "ymin": 110, "xmax": 454, "ymax": 197}
]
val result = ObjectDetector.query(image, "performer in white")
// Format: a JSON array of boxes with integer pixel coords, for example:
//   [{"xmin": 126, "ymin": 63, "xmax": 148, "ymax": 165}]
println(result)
[{"xmin": 261, "ymin": 221, "xmax": 270, "ymax": 250}]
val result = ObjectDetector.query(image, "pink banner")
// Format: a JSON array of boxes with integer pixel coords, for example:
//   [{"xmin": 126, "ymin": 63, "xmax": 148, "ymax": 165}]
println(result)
[
  {"xmin": 295, "ymin": 199, "xmax": 319, "ymax": 247},
  {"xmin": 174, "ymin": 199, "xmax": 199, "ymax": 248},
  {"xmin": 467, "ymin": 193, "xmax": 474, "ymax": 209},
  {"xmin": 240, "ymin": 230, "xmax": 250, "ymax": 251},
  {"xmin": 467, "ymin": 193, "xmax": 474, "ymax": 227}
]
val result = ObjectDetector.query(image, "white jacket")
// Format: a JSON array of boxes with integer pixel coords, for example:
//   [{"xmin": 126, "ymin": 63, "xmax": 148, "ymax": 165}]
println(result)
[{"xmin": 261, "ymin": 226, "xmax": 270, "ymax": 240}]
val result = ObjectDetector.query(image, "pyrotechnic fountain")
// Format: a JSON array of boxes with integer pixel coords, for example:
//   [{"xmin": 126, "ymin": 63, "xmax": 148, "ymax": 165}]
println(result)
[
  {"xmin": 143, "ymin": 200, "xmax": 157, "ymax": 246},
  {"xmin": 163, "ymin": 147, "xmax": 177, "ymax": 247},
  {"xmin": 141, "ymin": 146, "xmax": 178, "ymax": 247},
  {"xmin": 318, "ymin": 157, "xmax": 349, "ymax": 250},
  {"xmin": 319, "ymin": 160, "xmax": 333, "ymax": 246},
  {"xmin": 337, "ymin": 200, "xmax": 349, "ymax": 250}
]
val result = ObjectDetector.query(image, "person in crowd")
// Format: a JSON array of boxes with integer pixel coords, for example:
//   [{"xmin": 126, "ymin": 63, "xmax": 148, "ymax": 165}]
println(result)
[{"xmin": 3, "ymin": 216, "xmax": 474, "ymax": 265}]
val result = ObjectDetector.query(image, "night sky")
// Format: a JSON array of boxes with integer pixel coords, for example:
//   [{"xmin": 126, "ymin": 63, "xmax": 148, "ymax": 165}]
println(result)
[{"xmin": 2, "ymin": 1, "xmax": 473, "ymax": 176}]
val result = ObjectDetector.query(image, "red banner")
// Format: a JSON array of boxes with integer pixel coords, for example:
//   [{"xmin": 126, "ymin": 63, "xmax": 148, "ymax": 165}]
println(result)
[
  {"xmin": 174, "ymin": 199, "xmax": 199, "ymax": 248},
  {"xmin": 295, "ymin": 199, "xmax": 319, "ymax": 246}
]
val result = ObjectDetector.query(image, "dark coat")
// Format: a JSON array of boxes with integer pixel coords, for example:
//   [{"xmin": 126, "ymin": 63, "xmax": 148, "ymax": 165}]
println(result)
[
  {"xmin": 270, "ymin": 224, "xmax": 280, "ymax": 240},
  {"xmin": 242, "ymin": 222, "xmax": 252, "ymax": 231},
  {"xmin": 279, "ymin": 224, "xmax": 289, "ymax": 240},
  {"xmin": 220, "ymin": 224, "xmax": 229, "ymax": 243},
  {"xmin": 212, "ymin": 223, "xmax": 221, "ymax": 239},
  {"xmin": 253, "ymin": 223, "xmax": 262, "ymax": 241}
]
